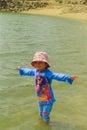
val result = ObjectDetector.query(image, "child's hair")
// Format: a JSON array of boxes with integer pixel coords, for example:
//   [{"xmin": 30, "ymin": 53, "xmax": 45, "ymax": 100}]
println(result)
[{"xmin": 31, "ymin": 52, "xmax": 50, "ymax": 68}]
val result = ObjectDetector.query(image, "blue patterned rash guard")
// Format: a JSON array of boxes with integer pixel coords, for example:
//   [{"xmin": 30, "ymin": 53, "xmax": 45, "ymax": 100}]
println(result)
[{"xmin": 19, "ymin": 67, "xmax": 73, "ymax": 105}]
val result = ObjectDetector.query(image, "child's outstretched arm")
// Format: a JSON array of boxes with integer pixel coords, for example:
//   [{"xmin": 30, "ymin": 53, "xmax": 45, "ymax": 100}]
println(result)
[
  {"xmin": 50, "ymin": 70, "xmax": 78, "ymax": 84},
  {"xmin": 16, "ymin": 66, "xmax": 36, "ymax": 76},
  {"xmin": 70, "ymin": 75, "xmax": 78, "ymax": 80}
]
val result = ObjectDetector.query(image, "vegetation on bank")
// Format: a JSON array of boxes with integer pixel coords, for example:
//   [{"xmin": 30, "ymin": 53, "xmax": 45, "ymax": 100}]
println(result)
[
  {"xmin": 0, "ymin": 0, "xmax": 49, "ymax": 12},
  {"xmin": 0, "ymin": 0, "xmax": 87, "ymax": 12}
]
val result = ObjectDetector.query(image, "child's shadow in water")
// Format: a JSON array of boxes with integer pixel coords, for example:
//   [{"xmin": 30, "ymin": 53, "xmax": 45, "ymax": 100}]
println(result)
[{"xmin": 35, "ymin": 119, "xmax": 76, "ymax": 130}]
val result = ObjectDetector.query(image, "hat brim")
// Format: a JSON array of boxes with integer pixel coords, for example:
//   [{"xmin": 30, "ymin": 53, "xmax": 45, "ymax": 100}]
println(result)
[{"xmin": 31, "ymin": 60, "xmax": 50, "ymax": 67}]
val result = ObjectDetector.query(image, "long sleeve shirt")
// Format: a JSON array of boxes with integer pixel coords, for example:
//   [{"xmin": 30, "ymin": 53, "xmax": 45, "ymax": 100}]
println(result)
[{"xmin": 18, "ymin": 67, "xmax": 73, "ymax": 105}]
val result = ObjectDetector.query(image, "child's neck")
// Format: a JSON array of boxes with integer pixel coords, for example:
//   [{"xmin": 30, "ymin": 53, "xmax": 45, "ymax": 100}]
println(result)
[{"xmin": 38, "ymin": 68, "xmax": 46, "ymax": 72}]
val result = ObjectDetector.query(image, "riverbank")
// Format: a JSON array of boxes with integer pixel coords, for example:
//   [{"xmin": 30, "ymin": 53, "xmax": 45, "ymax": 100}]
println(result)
[
  {"xmin": 0, "ymin": 1, "xmax": 87, "ymax": 21},
  {"xmin": 22, "ymin": 5, "xmax": 87, "ymax": 21}
]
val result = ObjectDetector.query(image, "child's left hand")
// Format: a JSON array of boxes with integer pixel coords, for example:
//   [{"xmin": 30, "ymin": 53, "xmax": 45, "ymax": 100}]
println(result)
[{"xmin": 70, "ymin": 75, "xmax": 78, "ymax": 80}]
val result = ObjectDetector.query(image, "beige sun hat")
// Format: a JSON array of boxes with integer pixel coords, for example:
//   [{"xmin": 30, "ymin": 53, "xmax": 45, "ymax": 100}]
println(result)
[{"xmin": 31, "ymin": 52, "xmax": 50, "ymax": 67}]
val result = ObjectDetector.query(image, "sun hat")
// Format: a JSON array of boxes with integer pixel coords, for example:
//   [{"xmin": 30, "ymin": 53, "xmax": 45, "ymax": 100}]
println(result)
[{"xmin": 31, "ymin": 52, "xmax": 50, "ymax": 67}]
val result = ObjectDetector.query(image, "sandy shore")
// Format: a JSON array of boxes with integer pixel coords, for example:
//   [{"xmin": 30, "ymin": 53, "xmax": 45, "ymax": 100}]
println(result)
[{"xmin": 22, "ymin": 6, "xmax": 87, "ymax": 21}]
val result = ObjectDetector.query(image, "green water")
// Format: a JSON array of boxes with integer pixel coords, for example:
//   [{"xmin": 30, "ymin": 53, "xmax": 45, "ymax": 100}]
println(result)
[{"xmin": 0, "ymin": 13, "xmax": 87, "ymax": 130}]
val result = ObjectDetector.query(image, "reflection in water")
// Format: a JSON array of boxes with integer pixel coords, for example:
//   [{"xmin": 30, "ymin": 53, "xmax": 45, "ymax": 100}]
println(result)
[{"xmin": 36, "ymin": 119, "xmax": 87, "ymax": 130}]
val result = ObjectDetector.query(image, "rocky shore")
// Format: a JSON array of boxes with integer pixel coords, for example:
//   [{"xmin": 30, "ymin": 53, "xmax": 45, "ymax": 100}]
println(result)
[
  {"xmin": 0, "ymin": 0, "xmax": 87, "ymax": 13},
  {"xmin": 0, "ymin": 0, "xmax": 49, "ymax": 12},
  {"xmin": 0, "ymin": 0, "xmax": 87, "ymax": 21}
]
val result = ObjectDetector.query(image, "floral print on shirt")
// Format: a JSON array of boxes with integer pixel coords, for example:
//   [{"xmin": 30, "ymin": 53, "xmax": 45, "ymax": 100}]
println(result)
[{"xmin": 35, "ymin": 73, "xmax": 52, "ymax": 102}]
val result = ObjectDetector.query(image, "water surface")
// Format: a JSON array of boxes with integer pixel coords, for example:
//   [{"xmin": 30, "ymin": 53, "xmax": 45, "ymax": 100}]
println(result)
[{"xmin": 0, "ymin": 13, "xmax": 87, "ymax": 130}]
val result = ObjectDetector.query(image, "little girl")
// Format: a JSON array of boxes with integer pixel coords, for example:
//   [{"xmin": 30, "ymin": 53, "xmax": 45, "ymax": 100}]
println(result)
[{"xmin": 16, "ymin": 51, "xmax": 78, "ymax": 123}]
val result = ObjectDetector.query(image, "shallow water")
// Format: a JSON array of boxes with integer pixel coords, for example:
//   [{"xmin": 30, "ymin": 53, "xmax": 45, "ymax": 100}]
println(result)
[{"xmin": 0, "ymin": 13, "xmax": 87, "ymax": 130}]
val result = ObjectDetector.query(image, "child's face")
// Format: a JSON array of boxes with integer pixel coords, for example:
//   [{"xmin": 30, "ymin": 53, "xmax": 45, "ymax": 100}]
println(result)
[{"xmin": 33, "ymin": 61, "xmax": 47, "ymax": 71}]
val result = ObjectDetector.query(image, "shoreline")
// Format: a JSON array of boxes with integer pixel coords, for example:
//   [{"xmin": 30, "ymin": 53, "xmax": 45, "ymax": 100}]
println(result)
[{"xmin": 22, "ymin": 7, "xmax": 87, "ymax": 21}]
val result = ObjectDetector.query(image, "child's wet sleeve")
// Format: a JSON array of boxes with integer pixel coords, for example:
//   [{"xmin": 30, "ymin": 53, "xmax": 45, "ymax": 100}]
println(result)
[
  {"xmin": 51, "ymin": 72, "xmax": 73, "ymax": 84},
  {"xmin": 19, "ymin": 67, "xmax": 35, "ymax": 76}
]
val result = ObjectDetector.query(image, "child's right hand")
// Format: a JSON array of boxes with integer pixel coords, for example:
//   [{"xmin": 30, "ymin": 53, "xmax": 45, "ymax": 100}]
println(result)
[{"xmin": 16, "ymin": 66, "xmax": 20, "ymax": 70}]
